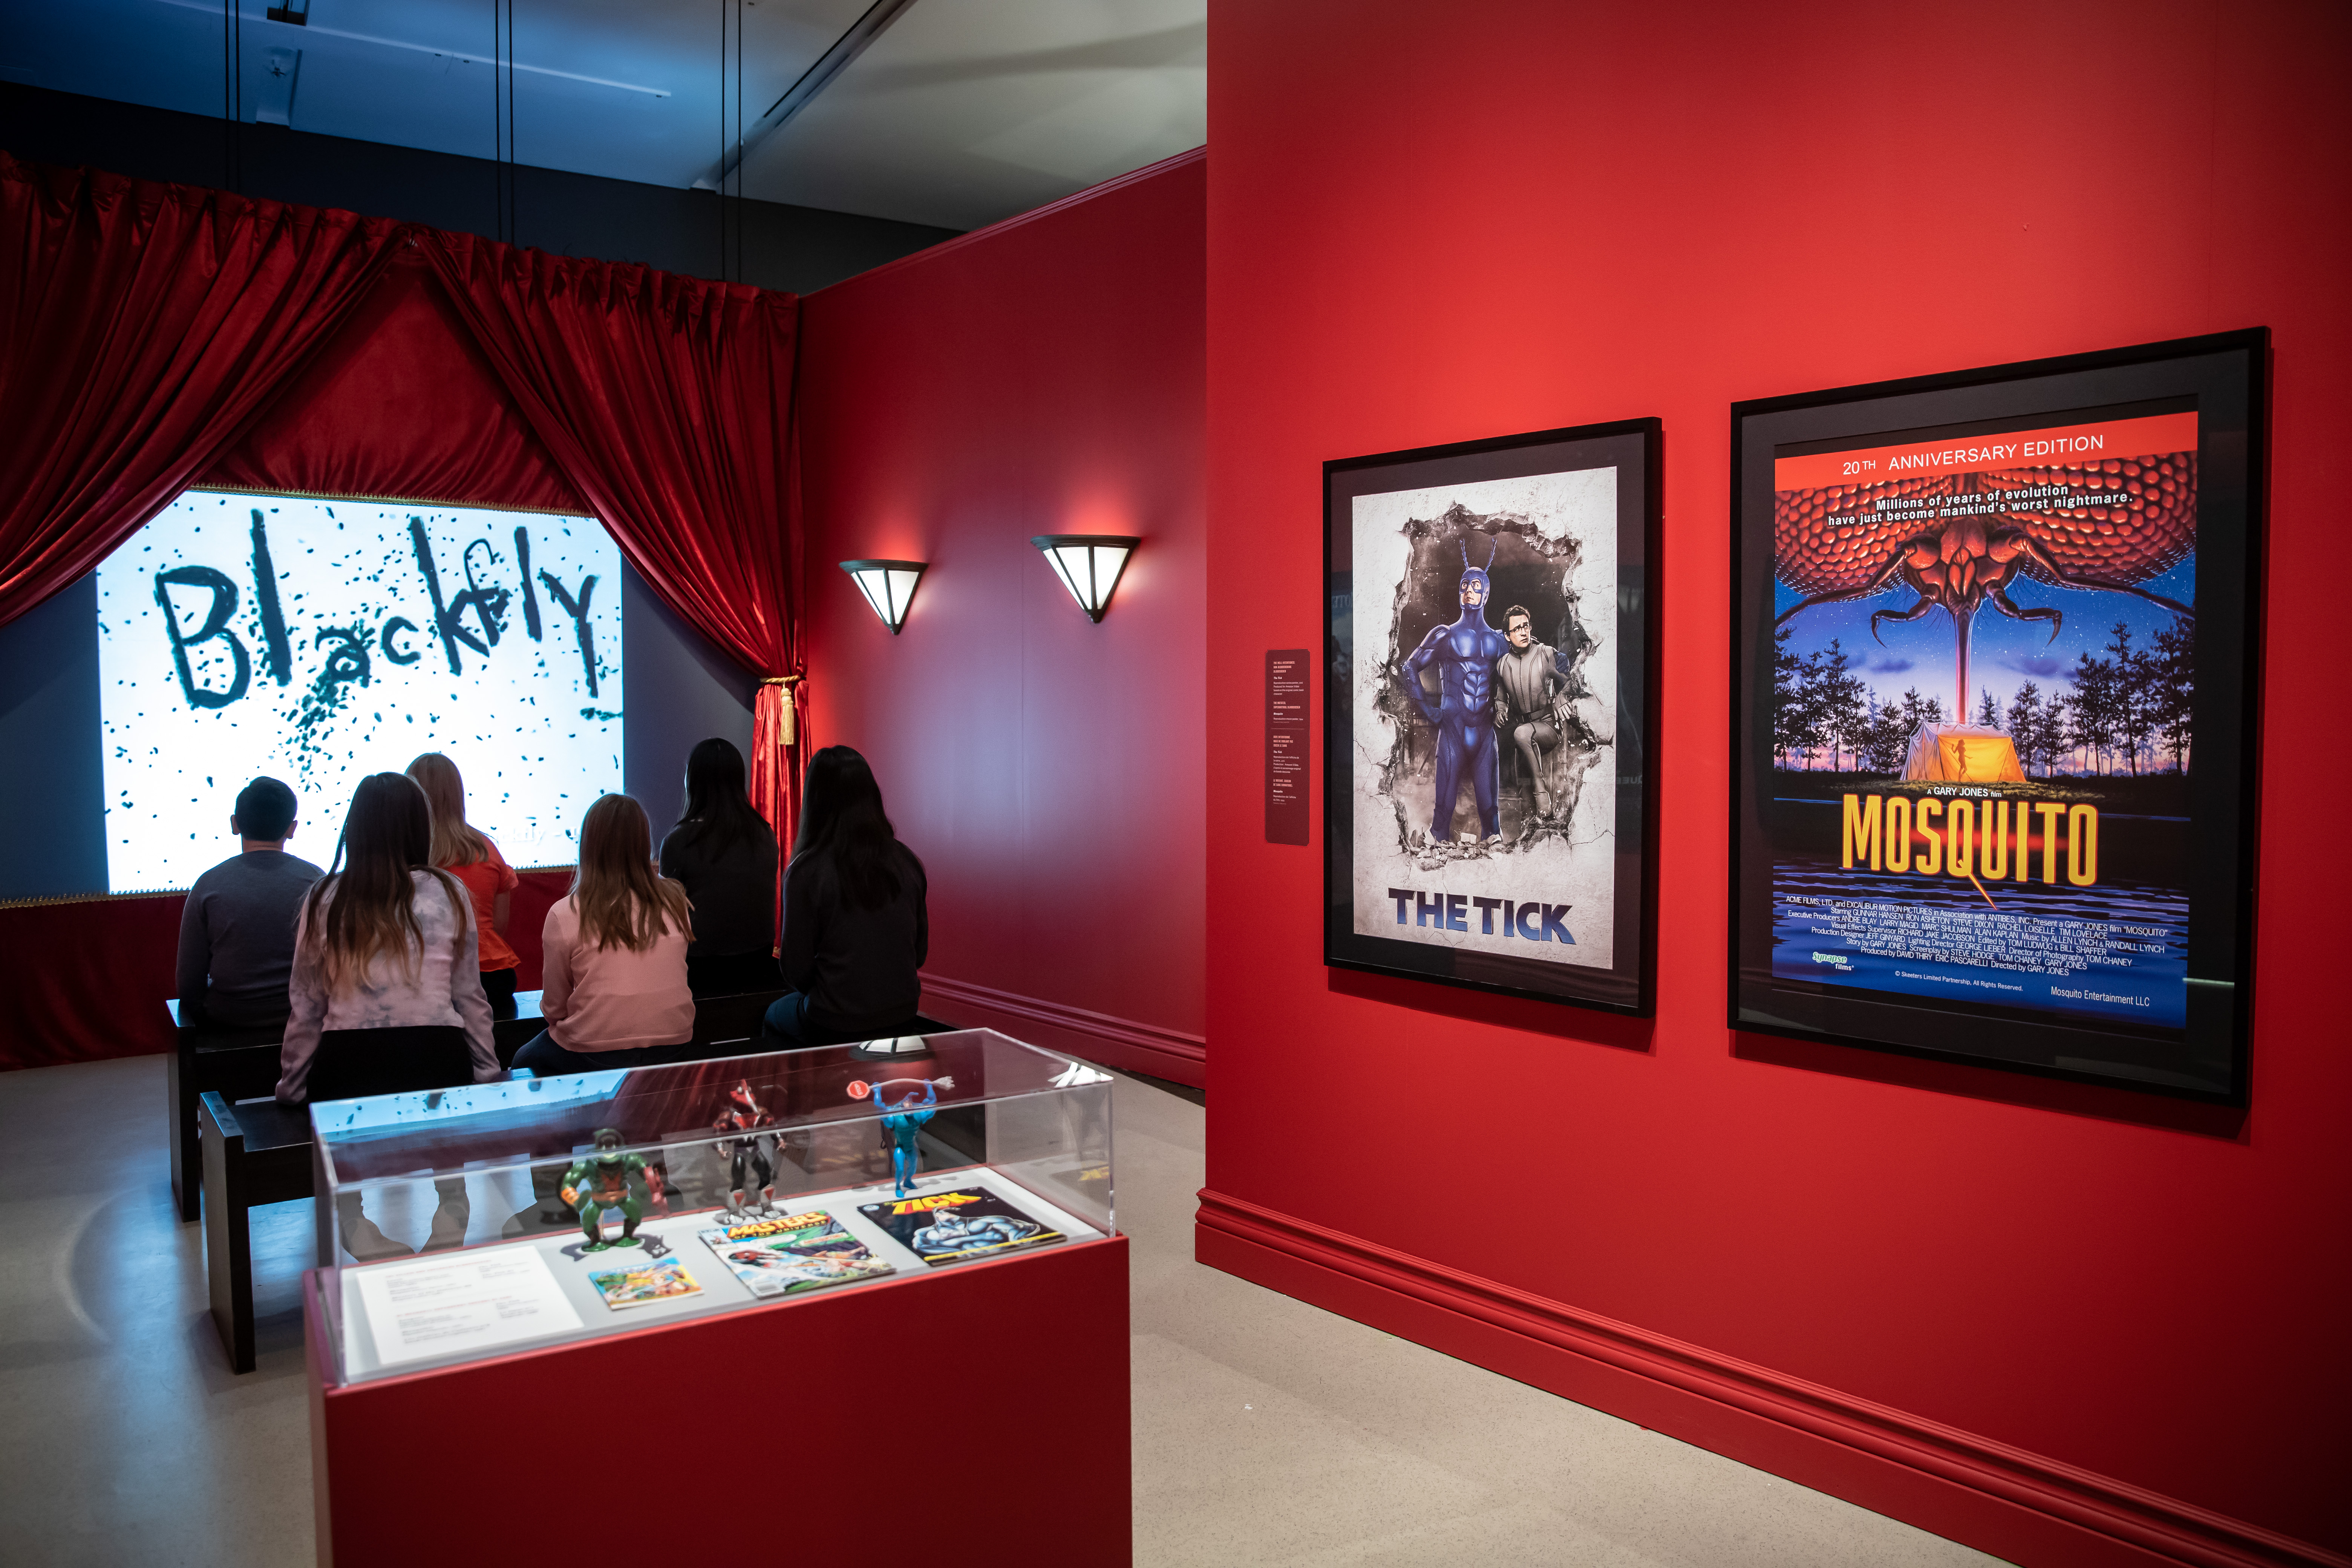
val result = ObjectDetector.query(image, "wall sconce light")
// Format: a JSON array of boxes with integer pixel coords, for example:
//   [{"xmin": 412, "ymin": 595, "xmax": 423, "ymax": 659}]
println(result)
[
  {"xmin": 839, "ymin": 559, "xmax": 926, "ymax": 634},
  {"xmin": 1030, "ymin": 535, "xmax": 1138, "ymax": 623}
]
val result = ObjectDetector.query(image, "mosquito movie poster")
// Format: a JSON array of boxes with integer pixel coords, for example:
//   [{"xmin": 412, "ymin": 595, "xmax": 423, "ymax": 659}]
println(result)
[
  {"xmin": 1325, "ymin": 420, "xmax": 1658, "ymax": 1015},
  {"xmin": 1732, "ymin": 332, "xmax": 2265, "ymax": 1100}
]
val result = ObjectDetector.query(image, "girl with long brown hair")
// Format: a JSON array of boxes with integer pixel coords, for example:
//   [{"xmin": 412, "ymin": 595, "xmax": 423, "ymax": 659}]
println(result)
[
  {"xmin": 406, "ymin": 753, "xmax": 523, "ymax": 1013},
  {"xmin": 512, "ymin": 793, "xmax": 698, "ymax": 1077},
  {"xmin": 274, "ymin": 771, "xmax": 497, "ymax": 1104}
]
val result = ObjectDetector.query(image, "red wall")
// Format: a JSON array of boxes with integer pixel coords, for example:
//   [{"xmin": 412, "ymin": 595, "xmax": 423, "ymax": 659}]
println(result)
[
  {"xmin": 1, "ymin": 868, "xmax": 568, "ymax": 1071},
  {"xmin": 1204, "ymin": 1, "xmax": 2348, "ymax": 1561},
  {"xmin": 796, "ymin": 153, "xmax": 1207, "ymax": 1084}
]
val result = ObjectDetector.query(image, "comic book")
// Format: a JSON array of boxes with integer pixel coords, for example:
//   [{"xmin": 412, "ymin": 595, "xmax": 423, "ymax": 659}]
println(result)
[
  {"xmin": 586, "ymin": 1255, "xmax": 701, "ymax": 1311},
  {"xmin": 856, "ymin": 1186, "xmax": 1066, "ymax": 1267},
  {"xmin": 697, "ymin": 1209, "xmax": 897, "ymax": 1299}
]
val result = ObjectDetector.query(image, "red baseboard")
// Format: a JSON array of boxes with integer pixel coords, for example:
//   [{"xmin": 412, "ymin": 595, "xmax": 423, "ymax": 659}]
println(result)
[
  {"xmin": 921, "ymin": 972, "xmax": 1206, "ymax": 1088},
  {"xmin": 1194, "ymin": 1188, "xmax": 2345, "ymax": 1568}
]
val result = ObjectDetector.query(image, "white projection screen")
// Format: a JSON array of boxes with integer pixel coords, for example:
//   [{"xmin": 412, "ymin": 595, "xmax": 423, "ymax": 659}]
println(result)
[{"xmin": 98, "ymin": 491, "xmax": 623, "ymax": 891}]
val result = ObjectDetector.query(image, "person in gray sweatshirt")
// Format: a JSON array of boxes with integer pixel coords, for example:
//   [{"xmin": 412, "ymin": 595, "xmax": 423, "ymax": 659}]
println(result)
[{"xmin": 174, "ymin": 776, "xmax": 323, "ymax": 1031}]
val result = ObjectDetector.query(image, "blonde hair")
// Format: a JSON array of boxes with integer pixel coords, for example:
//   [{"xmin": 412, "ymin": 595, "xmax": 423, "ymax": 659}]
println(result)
[
  {"xmin": 573, "ymin": 793, "xmax": 694, "ymax": 952},
  {"xmin": 406, "ymin": 753, "xmax": 493, "ymax": 868},
  {"xmin": 302, "ymin": 773, "xmax": 470, "ymax": 995}
]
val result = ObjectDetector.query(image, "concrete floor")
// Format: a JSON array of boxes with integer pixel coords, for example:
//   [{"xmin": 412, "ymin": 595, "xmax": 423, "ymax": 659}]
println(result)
[{"xmin": 0, "ymin": 1054, "xmax": 2006, "ymax": 1566}]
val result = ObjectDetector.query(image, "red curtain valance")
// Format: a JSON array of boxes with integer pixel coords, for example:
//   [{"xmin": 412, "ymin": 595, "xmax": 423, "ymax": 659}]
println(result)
[
  {"xmin": 0, "ymin": 150, "xmax": 807, "ymax": 846},
  {"xmin": 0, "ymin": 152, "xmax": 404, "ymax": 622},
  {"xmin": 201, "ymin": 247, "xmax": 587, "ymax": 514}
]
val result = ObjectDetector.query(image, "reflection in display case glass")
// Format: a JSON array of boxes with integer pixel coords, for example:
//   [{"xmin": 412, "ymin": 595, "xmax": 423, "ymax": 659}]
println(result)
[{"xmin": 311, "ymin": 1031, "xmax": 1115, "ymax": 1385}]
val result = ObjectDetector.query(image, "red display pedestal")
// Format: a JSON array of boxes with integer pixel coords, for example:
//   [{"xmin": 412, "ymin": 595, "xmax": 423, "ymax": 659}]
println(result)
[{"xmin": 305, "ymin": 1234, "xmax": 1131, "ymax": 1567}]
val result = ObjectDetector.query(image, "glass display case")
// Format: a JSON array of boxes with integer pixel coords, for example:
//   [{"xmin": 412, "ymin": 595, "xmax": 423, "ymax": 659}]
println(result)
[{"xmin": 309, "ymin": 1030, "xmax": 1115, "ymax": 1385}]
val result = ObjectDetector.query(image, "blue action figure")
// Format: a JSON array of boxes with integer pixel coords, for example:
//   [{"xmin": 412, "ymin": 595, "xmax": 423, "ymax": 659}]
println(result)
[
  {"xmin": 1401, "ymin": 537, "xmax": 1509, "ymax": 841},
  {"xmin": 858, "ymin": 1075, "xmax": 955, "ymax": 1197}
]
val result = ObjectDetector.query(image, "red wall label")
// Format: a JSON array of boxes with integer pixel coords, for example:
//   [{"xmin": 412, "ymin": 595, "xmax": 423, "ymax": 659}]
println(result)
[{"xmin": 1266, "ymin": 649, "xmax": 1310, "ymax": 845}]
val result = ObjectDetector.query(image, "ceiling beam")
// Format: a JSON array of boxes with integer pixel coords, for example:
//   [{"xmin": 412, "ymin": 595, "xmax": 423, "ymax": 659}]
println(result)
[{"xmin": 703, "ymin": 0, "xmax": 918, "ymax": 188}]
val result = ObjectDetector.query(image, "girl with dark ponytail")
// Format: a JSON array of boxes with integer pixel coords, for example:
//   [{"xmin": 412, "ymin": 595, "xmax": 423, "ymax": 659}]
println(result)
[{"xmin": 659, "ymin": 738, "xmax": 781, "ymax": 994}]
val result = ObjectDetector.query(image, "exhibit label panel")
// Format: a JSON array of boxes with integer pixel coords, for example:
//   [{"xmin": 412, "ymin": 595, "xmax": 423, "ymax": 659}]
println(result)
[
  {"xmin": 1326, "ymin": 420, "xmax": 1659, "ymax": 1014},
  {"xmin": 1732, "ymin": 332, "xmax": 2265, "ymax": 1099}
]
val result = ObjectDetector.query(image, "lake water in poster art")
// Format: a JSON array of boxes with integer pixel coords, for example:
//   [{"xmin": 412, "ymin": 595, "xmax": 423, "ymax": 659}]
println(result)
[
  {"xmin": 1767, "ymin": 410, "xmax": 2197, "ymax": 1036},
  {"xmin": 1350, "ymin": 469, "xmax": 1618, "ymax": 969}
]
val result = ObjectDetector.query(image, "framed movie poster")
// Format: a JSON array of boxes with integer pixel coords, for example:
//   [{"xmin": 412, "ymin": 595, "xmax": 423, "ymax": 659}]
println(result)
[
  {"xmin": 1325, "ymin": 419, "xmax": 1660, "ymax": 1015},
  {"xmin": 1732, "ymin": 329, "xmax": 2266, "ymax": 1101}
]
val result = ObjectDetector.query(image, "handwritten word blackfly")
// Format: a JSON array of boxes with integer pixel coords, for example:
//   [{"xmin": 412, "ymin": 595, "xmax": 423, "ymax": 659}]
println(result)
[
  {"xmin": 1384, "ymin": 888, "xmax": 1575, "ymax": 943},
  {"xmin": 154, "ymin": 512, "xmax": 601, "ymax": 711}
]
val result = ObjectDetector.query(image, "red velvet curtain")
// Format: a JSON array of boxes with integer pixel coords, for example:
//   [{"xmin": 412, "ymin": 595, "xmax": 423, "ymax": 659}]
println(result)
[
  {"xmin": 414, "ymin": 231, "xmax": 807, "ymax": 851},
  {"xmin": 0, "ymin": 152, "xmax": 405, "ymax": 625},
  {"xmin": 203, "ymin": 248, "xmax": 588, "ymax": 513}
]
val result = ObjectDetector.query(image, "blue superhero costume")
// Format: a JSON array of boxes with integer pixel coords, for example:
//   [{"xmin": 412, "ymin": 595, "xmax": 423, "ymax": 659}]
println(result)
[{"xmin": 1401, "ymin": 539, "xmax": 1508, "ymax": 840}]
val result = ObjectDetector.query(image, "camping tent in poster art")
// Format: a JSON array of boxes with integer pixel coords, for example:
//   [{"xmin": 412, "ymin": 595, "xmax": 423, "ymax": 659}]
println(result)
[{"xmin": 1902, "ymin": 723, "xmax": 2026, "ymax": 783}]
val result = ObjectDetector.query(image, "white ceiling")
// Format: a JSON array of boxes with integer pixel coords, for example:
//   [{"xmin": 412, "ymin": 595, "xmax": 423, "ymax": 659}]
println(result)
[
  {"xmin": 1, "ymin": 0, "xmax": 1205, "ymax": 231},
  {"xmin": 739, "ymin": 0, "xmax": 1204, "ymax": 231}
]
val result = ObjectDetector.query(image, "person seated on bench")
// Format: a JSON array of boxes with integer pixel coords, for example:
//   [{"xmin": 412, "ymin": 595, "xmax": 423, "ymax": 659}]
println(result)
[
  {"xmin": 763, "ymin": 746, "xmax": 928, "ymax": 1049},
  {"xmin": 277, "ymin": 772, "xmax": 497, "ymax": 1256},
  {"xmin": 512, "ymin": 793, "xmax": 697, "ymax": 1077},
  {"xmin": 174, "ymin": 776, "xmax": 322, "ymax": 1031},
  {"xmin": 276, "ymin": 770, "xmax": 497, "ymax": 1102},
  {"xmin": 660, "ymin": 738, "xmax": 782, "ymax": 996},
  {"xmin": 406, "ymin": 752, "xmax": 523, "ymax": 1016}
]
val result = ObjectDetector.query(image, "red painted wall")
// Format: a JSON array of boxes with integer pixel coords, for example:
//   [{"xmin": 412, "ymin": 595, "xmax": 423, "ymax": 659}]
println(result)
[
  {"xmin": 1, "ymin": 868, "xmax": 567, "ymax": 1071},
  {"xmin": 796, "ymin": 153, "xmax": 1207, "ymax": 1084},
  {"xmin": 1205, "ymin": 0, "xmax": 2348, "ymax": 1558}
]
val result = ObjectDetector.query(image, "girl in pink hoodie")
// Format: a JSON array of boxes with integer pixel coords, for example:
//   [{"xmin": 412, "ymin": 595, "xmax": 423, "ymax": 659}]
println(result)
[{"xmin": 512, "ymin": 794, "xmax": 697, "ymax": 1078}]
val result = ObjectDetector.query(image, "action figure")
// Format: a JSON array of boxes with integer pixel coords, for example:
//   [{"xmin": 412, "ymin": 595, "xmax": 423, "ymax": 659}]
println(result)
[
  {"xmin": 713, "ymin": 1080, "xmax": 779, "ymax": 1223},
  {"xmin": 558, "ymin": 1127, "xmax": 657, "ymax": 1251},
  {"xmin": 1493, "ymin": 605, "xmax": 1575, "ymax": 818},
  {"xmin": 850, "ymin": 1075, "xmax": 956, "ymax": 1198},
  {"xmin": 1400, "ymin": 538, "xmax": 1509, "ymax": 841},
  {"xmin": 911, "ymin": 1206, "xmax": 1043, "ymax": 1256}
]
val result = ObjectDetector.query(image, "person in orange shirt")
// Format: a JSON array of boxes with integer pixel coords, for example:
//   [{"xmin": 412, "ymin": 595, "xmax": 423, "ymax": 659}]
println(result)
[{"xmin": 406, "ymin": 753, "xmax": 522, "ymax": 1015}]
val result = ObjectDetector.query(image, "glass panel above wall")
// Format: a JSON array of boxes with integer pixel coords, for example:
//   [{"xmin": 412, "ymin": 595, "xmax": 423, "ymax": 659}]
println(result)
[{"xmin": 6, "ymin": 0, "xmax": 873, "ymax": 190}]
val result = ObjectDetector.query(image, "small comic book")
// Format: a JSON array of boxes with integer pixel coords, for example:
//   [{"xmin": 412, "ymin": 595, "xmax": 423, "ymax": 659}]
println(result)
[
  {"xmin": 856, "ymin": 1186, "xmax": 1066, "ymax": 1268},
  {"xmin": 697, "ymin": 1209, "xmax": 897, "ymax": 1299},
  {"xmin": 587, "ymin": 1255, "xmax": 702, "ymax": 1311}
]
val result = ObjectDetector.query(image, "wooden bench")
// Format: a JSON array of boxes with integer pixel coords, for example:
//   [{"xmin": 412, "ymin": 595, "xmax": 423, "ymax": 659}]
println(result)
[
  {"xmin": 170, "ymin": 993, "xmax": 545, "ymax": 1222},
  {"xmin": 198, "ymin": 1089, "xmax": 316, "ymax": 1373},
  {"xmin": 196, "ymin": 986, "xmax": 806, "ymax": 1371},
  {"xmin": 167, "ymin": 1001, "xmax": 283, "ymax": 1223}
]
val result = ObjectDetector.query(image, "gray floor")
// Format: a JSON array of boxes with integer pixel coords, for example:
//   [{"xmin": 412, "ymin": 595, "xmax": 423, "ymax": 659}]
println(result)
[{"xmin": 0, "ymin": 1055, "xmax": 2005, "ymax": 1566}]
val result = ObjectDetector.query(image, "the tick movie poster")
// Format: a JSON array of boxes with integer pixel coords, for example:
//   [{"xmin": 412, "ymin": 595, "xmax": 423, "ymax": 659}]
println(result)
[{"xmin": 1346, "ymin": 468, "xmax": 1622, "ymax": 972}]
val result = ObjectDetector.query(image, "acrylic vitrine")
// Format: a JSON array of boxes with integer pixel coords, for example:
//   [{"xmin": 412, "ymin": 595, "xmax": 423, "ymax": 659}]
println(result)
[{"xmin": 307, "ymin": 1029, "xmax": 1116, "ymax": 1386}]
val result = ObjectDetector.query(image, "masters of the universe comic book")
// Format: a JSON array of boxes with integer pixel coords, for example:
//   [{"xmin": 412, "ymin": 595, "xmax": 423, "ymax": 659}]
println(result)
[{"xmin": 697, "ymin": 1209, "xmax": 897, "ymax": 1298}]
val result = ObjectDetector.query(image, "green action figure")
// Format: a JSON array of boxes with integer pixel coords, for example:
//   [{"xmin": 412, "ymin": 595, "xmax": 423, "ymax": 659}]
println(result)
[{"xmin": 559, "ymin": 1127, "xmax": 657, "ymax": 1251}]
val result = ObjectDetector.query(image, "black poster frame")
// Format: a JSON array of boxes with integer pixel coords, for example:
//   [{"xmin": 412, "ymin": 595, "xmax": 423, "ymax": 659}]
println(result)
[
  {"xmin": 1729, "ymin": 330, "xmax": 2267, "ymax": 1103},
  {"xmin": 1324, "ymin": 418, "xmax": 1661, "ymax": 1017}
]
